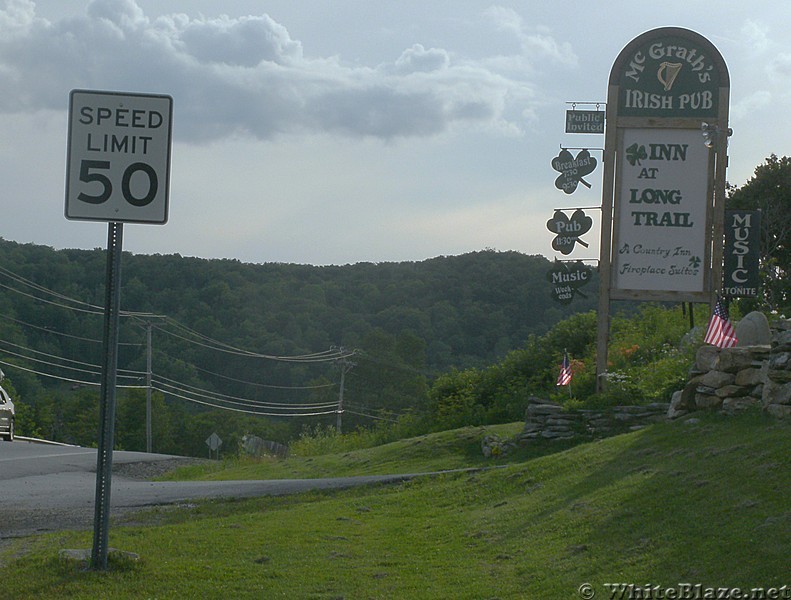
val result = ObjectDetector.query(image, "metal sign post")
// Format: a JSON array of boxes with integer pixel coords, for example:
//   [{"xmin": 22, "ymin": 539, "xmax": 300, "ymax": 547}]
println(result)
[
  {"xmin": 65, "ymin": 89, "xmax": 172, "ymax": 570},
  {"xmin": 91, "ymin": 222, "xmax": 124, "ymax": 570}
]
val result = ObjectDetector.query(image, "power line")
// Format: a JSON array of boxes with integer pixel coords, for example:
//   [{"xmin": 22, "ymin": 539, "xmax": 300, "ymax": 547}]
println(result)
[
  {"xmin": 151, "ymin": 385, "xmax": 339, "ymax": 417},
  {"xmin": 0, "ymin": 262, "xmax": 363, "ymax": 423},
  {"xmin": 0, "ymin": 358, "xmax": 145, "ymax": 389},
  {"xmin": 0, "ymin": 312, "xmax": 143, "ymax": 346},
  {"xmin": 153, "ymin": 317, "xmax": 353, "ymax": 362},
  {"xmin": 0, "ymin": 265, "xmax": 162, "ymax": 319},
  {"xmin": 0, "ymin": 281, "xmax": 104, "ymax": 315},
  {"xmin": 0, "ymin": 262, "xmax": 352, "ymax": 365},
  {"xmin": 152, "ymin": 373, "xmax": 339, "ymax": 409},
  {"xmin": 191, "ymin": 363, "xmax": 336, "ymax": 390},
  {"xmin": 344, "ymin": 409, "xmax": 399, "ymax": 423}
]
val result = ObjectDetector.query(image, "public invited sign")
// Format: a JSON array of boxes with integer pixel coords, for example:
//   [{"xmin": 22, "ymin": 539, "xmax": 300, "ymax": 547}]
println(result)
[
  {"xmin": 65, "ymin": 90, "xmax": 173, "ymax": 224},
  {"xmin": 565, "ymin": 110, "xmax": 605, "ymax": 134},
  {"xmin": 612, "ymin": 128, "xmax": 708, "ymax": 293}
]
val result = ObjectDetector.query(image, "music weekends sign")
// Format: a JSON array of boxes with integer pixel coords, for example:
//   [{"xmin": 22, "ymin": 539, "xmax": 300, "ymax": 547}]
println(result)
[{"xmin": 612, "ymin": 128, "xmax": 709, "ymax": 292}]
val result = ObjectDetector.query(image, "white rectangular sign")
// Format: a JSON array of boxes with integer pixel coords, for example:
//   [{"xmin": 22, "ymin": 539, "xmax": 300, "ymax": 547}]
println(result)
[
  {"xmin": 612, "ymin": 128, "xmax": 709, "ymax": 293},
  {"xmin": 65, "ymin": 90, "xmax": 173, "ymax": 224}
]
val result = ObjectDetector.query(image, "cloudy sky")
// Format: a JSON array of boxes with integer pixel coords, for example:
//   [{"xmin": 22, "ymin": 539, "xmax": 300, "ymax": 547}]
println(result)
[{"xmin": 0, "ymin": 0, "xmax": 788, "ymax": 266}]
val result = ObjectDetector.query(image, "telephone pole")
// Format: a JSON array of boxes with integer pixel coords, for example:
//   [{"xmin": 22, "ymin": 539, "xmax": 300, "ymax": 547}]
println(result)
[
  {"xmin": 145, "ymin": 321, "xmax": 153, "ymax": 453},
  {"xmin": 334, "ymin": 348, "xmax": 356, "ymax": 434}
]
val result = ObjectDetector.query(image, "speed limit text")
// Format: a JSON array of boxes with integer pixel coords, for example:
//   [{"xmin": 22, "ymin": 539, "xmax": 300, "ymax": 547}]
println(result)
[{"xmin": 79, "ymin": 106, "xmax": 165, "ymax": 155}]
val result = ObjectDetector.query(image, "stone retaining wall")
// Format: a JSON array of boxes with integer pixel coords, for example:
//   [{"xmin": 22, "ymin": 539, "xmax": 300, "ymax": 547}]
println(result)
[
  {"xmin": 668, "ymin": 315, "xmax": 791, "ymax": 420},
  {"xmin": 520, "ymin": 398, "xmax": 669, "ymax": 442},
  {"xmin": 483, "ymin": 314, "xmax": 790, "ymax": 457},
  {"xmin": 482, "ymin": 398, "xmax": 669, "ymax": 457}
]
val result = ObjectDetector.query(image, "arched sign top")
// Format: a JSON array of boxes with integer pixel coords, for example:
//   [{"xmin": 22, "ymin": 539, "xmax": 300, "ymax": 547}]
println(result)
[{"xmin": 608, "ymin": 27, "xmax": 729, "ymax": 119}]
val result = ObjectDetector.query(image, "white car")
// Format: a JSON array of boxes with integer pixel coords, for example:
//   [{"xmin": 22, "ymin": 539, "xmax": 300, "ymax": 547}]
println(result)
[{"xmin": 0, "ymin": 385, "xmax": 14, "ymax": 442}]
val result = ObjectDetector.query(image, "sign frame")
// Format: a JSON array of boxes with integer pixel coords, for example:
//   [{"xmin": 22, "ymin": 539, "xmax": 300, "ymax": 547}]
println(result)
[
  {"xmin": 65, "ymin": 89, "xmax": 173, "ymax": 224},
  {"xmin": 595, "ymin": 27, "xmax": 730, "ymax": 389}
]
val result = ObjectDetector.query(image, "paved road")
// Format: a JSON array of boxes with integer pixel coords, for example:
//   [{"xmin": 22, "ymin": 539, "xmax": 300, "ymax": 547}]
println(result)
[{"xmin": 0, "ymin": 440, "xmax": 419, "ymax": 538}]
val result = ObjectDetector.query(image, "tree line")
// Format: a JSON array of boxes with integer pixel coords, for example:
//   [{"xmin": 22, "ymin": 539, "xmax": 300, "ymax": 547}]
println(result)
[
  {"xmin": 3, "ymin": 154, "xmax": 787, "ymax": 456},
  {"xmin": 0, "ymin": 243, "xmax": 595, "ymax": 455}
]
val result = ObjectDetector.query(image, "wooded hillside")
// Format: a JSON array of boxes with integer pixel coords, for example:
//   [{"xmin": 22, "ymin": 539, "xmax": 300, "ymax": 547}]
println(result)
[{"xmin": 0, "ymin": 238, "xmax": 596, "ymax": 452}]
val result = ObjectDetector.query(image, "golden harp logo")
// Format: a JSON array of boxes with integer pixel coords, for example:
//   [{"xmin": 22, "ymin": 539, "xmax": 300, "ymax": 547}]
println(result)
[{"xmin": 657, "ymin": 61, "xmax": 682, "ymax": 91}]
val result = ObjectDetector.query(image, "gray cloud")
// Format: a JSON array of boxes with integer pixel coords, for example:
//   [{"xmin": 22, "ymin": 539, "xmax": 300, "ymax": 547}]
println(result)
[{"xmin": 0, "ymin": 0, "xmax": 574, "ymax": 142}]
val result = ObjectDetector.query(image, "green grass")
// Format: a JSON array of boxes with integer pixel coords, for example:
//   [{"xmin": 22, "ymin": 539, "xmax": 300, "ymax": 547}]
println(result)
[
  {"xmin": 1, "ymin": 412, "xmax": 788, "ymax": 599},
  {"xmin": 158, "ymin": 422, "xmax": 553, "ymax": 481}
]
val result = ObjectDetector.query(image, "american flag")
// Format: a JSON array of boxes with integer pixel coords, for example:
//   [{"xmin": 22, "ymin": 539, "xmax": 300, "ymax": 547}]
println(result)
[
  {"xmin": 556, "ymin": 352, "xmax": 572, "ymax": 386},
  {"xmin": 704, "ymin": 298, "xmax": 738, "ymax": 348}
]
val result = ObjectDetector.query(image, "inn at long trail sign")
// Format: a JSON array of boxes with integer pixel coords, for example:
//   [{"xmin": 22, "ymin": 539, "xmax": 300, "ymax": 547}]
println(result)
[
  {"xmin": 613, "ymin": 128, "xmax": 708, "ymax": 292},
  {"xmin": 595, "ymin": 27, "xmax": 730, "ymax": 390},
  {"xmin": 599, "ymin": 27, "xmax": 729, "ymax": 304}
]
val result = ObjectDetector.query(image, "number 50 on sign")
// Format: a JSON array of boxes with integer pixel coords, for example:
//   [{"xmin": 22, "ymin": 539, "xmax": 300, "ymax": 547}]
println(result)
[{"xmin": 65, "ymin": 90, "xmax": 173, "ymax": 224}]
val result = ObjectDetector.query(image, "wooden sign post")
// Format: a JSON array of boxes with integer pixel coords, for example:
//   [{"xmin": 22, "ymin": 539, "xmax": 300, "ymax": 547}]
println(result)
[{"xmin": 596, "ymin": 28, "xmax": 730, "ymax": 390}]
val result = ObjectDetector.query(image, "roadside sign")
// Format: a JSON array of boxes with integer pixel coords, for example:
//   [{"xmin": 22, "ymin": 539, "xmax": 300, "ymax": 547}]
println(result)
[
  {"xmin": 65, "ymin": 89, "xmax": 173, "ymax": 224},
  {"xmin": 723, "ymin": 210, "xmax": 761, "ymax": 297},
  {"xmin": 547, "ymin": 261, "xmax": 593, "ymax": 304},
  {"xmin": 551, "ymin": 149, "xmax": 597, "ymax": 194},
  {"xmin": 565, "ymin": 110, "xmax": 605, "ymax": 134},
  {"xmin": 206, "ymin": 432, "xmax": 222, "ymax": 460},
  {"xmin": 594, "ymin": 27, "xmax": 730, "ymax": 391},
  {"xmin": 546, "ymin": 209, "xmax": 593, "ymax": 255},
  {"xmin": 206, "ymin": 432, "xmax": 223, "ymax": 452},
  {"xmin": 611, "ymin": 128, "xmax": 709, "ymax": 293}
]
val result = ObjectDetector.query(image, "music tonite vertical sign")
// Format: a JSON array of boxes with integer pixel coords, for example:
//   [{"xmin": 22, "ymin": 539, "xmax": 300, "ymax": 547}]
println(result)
[{"xmin": 723, "ymin": 210, "xmax": 761, "ymax": 297}]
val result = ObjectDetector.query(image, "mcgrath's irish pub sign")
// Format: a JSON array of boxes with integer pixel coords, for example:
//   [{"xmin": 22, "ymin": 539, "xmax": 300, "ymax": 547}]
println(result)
[
  {"xmin": 596, "ymin": 28, "xmax": 729, "ymax": 388},
  {"xmin": 616, "ymin": 34, "xmax": 722, "ymax": 119}
]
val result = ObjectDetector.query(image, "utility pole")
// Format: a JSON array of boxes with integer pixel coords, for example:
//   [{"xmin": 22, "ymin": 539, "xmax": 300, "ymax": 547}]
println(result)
[
  {"xmin": 146, "ymin": 321, "xmax": 153, "ymax": 453},
  {"xmin": 334, "ymin": 349, "xmax": 356, "ymax": 434}
]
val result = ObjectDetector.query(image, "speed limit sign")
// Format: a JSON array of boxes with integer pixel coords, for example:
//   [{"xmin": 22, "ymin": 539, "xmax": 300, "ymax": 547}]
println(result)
[{"xmin": 65, "ymin": 89, "xmax": 173, "ymax": 224}]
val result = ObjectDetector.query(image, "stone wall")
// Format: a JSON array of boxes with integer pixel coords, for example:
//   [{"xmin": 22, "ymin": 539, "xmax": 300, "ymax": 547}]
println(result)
[
  {"xmin": 483, "ymin": 313, "xmax": 790, "ymax": 457},
  {"xmin": 481, "ymin": 397, "xmax": 669, "ymax": 457},
  {"xmin": 668, "ymin": 314, "xmax": 791, "ymax": 420},
  {"xmin": 520, "ymin": 398, "xmax": 669, "ymax": 442}
]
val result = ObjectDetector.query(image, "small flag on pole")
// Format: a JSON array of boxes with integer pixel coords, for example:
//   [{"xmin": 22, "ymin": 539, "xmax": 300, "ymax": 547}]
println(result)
[
  {"xmin": 557, "ymin": 351, "xmax": 572, "ymax": 386},
  {"xmin": 704, "ymin": 297, "xmax": 738, "ymax": 349}
]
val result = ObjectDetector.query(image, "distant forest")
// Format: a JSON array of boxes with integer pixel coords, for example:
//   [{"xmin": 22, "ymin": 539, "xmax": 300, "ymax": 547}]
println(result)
[{"xmin": 0, "ymin": 238, "xmax": 597, "ymax": 453}]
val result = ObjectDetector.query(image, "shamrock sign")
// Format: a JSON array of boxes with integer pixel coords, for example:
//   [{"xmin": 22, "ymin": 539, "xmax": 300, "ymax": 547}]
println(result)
[
  {"xmin": 546, "ymin": 261, "xmax": 593, "ymax": 305},
  {"xmin": 551, "ymin": 149, "xmax": 597, "ymax": 194},
  {"xmin": 625, "ymin": 142, "xmax": 648, "ymax": 166},
  {"xmin": 546, "ymin": 208, "xmax": 593, "ymax": 255}
]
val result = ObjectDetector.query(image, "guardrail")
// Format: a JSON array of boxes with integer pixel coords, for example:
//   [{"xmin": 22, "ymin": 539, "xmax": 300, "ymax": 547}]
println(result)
[{"xmin": 14, "ymin": 436, "xmax": 78, "ymax": 447}]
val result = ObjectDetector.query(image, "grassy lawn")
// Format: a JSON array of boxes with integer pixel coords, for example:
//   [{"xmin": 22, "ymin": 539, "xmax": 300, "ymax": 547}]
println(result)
[
  {"xmin": 157, "ymin": 422, "xmax": 562, "ymax": 481},
  {"xmin": 1, "ymin": 412, "xmax": 788, "ymax": 599}
]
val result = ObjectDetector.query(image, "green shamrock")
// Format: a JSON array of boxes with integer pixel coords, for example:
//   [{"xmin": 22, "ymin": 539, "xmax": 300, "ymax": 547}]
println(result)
[{"xmin": 626, "ymin": 143, "xmax": 647, "ymax": 166}]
